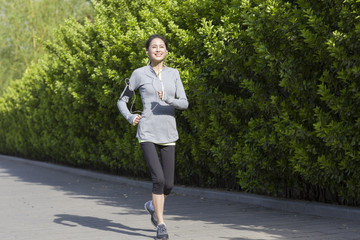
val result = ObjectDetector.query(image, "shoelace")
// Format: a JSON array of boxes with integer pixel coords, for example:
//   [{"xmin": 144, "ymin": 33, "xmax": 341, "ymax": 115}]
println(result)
[{"xmin": 157, "ymin": 224, "xmax": 167, "ymax": 234}]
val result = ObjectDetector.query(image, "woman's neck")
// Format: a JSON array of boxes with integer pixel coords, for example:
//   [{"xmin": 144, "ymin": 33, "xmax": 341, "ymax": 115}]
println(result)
[{"xmin": 151, "ymin": 62, "xmax": 164, "ymax": 74}]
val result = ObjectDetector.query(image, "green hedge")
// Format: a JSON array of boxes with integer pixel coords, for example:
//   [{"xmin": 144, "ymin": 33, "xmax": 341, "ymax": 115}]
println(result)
[{"xmin": 0, "ymin": 0, "xmax": 359, "ymax": 206}]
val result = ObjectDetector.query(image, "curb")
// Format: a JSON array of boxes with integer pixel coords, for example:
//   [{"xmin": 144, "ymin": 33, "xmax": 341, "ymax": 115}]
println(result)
[{"xmin": 2, "ymin": 154, "xmax": 360, "ymax": 221}]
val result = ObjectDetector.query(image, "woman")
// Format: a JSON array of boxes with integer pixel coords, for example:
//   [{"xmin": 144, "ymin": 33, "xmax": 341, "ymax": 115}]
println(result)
[{"xmin": 117, "ymin": 34, "xmax": 188, "ymax": 240}]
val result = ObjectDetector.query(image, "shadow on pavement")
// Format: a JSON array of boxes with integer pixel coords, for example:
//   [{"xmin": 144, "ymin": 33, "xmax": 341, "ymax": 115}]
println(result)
[
  {"xmin": 54, "ymin": 214, "xmax": 153, "ymax": 238},
  {"xmin": 1, "ymin": 155, "xmax": 359, "ymax": 240}
]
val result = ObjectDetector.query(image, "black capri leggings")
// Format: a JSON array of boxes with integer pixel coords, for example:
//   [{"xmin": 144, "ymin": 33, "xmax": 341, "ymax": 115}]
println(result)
[{"xmin": 140, "ymin": 142, "xmax": 175, "ymax": 195}]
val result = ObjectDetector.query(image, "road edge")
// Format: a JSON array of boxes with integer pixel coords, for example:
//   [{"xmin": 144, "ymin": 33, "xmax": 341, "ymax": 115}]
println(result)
[{"xmin": 2, "ymin": 154, "xmax": 360, "ymax": 221}]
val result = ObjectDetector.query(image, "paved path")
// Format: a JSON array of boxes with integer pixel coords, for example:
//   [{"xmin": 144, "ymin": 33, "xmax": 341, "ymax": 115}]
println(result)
[{"xmin": 0, "ymin": 155, "xmax": 359, "ymax": 240}]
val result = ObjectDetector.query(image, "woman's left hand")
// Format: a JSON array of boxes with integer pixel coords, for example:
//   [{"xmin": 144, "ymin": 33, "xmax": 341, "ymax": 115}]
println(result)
[{"xmin": 158, "ymin": 91, "xmax": 164, "ymax": 100}]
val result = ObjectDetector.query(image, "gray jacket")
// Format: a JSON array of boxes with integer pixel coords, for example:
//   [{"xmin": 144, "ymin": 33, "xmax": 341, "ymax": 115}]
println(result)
[{"xmin": 117, "ymin": 65, "xmax": 188, "ymax": 144}]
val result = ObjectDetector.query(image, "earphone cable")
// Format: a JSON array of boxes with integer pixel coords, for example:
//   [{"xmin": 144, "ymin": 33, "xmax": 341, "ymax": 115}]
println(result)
[{"xmin": 124, "ymin": 77, "xmax": 162, "ymax": 114}]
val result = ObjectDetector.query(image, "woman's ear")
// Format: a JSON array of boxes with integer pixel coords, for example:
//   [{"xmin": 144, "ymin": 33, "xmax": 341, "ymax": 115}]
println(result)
[{"xmin": 146, "ymin": 51, "xmax": 149, "ymax": 56}]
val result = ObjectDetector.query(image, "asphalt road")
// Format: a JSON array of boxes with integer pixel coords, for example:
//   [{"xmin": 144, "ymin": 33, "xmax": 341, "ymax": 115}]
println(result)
[{"xmin": 0, "ymin": 154, "xmax": 359, "ymax": 240}]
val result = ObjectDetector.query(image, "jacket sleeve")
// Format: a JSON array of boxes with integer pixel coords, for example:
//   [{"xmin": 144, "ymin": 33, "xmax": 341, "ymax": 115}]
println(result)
[
  {"xmin": 164, "ymin": 70, "xmax": 189, "ymax": 110},
  {"xmin": 117, "ymin": 72, "xmax": 140, "ymax": 124}
]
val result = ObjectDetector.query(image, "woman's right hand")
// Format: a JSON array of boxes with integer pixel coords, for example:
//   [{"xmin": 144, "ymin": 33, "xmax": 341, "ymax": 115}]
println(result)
[{"xmin": 132, "ymin": 114, "xmax": 142, "ymax": 126}]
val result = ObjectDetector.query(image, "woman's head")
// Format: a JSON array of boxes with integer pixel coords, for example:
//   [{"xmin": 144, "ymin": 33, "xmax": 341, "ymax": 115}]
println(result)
[
  {"xmin": 145, "ymin": 34, "xmax": 168, "ymax": 50},
  {"xmin": 145, "ymin": 35, "xmax": 168, "ymax": 65}
]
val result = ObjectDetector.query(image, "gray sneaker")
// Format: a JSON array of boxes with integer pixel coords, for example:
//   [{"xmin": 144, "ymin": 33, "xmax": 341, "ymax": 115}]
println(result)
[
  {"xmin": 156, "ymin": 223, "xmax": 169, "ymax": 240},
  {"xmin": 144, "ymin": 200, "xmax": 158, "ymax": 227}
]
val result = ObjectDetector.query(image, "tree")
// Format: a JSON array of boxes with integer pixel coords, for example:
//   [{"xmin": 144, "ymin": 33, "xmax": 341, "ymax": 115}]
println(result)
[{"xmin": 0, "ymin": 0, "xmax": 94, "ymax": 94}]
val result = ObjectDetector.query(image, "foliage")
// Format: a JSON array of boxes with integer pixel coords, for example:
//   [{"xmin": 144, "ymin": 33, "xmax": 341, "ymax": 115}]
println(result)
[
  {"xmin": 0, "ymin": 0, "xmax": 94, "ymax": 95},
  {"xmin": 0, "ymin": 0, "xmax": 360, "ymax": 205}
]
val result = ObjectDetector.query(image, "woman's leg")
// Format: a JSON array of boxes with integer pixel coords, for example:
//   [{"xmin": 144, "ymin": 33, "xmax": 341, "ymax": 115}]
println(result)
[
  {"xmin": 159, "ymin": 145, "xmax": 175, "ymax": 196},
  {"xmin": 153, "ymin": 145, "xmax": 175, "ymax": 225},
  {"xmin": 140, "ymin": 142, "xmax": 168, "ymax": 225},
  {"xmin": 152, "ymin": 193, "xmax": 165, "ymax": 225}
]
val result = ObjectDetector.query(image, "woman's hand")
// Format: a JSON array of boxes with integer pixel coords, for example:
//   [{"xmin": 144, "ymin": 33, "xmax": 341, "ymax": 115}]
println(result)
[
  {"xmin": 133, "ymin": 114, "xmax": 142, "ymax": 126},
  {"xmin": 158, "ymin": 91, "xmax": 164, "ymax": 100}
]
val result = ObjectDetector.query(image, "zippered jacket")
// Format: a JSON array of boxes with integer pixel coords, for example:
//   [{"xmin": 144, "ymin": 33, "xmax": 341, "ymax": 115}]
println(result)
[{"xmin": 117, "ymin": 65, "xmax": 188, "ymax": 144}]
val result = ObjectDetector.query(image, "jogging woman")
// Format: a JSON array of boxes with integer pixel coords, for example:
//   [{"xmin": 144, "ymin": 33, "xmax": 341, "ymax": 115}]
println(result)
[{"xmin": 117, "ymin": 34, "xmax": 188, "ymax": 240}]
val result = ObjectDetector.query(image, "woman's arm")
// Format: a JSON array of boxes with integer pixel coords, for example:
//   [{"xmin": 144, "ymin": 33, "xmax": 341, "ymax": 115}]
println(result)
[
  {"xmin": 117, "ymin": 72, "xmax": 140, "ymax": 125},
  {"xmin": 163, "ymin": 70, "xmax": 189, "ymax": 110}
]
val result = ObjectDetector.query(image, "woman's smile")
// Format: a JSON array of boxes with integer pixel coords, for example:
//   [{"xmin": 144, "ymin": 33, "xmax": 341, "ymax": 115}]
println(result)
[{"xmin": 147, "ymin": 38, "xmax": 167, "ymax": 64}]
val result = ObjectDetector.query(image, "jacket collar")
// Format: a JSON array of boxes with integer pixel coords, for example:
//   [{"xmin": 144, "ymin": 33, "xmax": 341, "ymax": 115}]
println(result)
[{"xmin": 145, "ymin": 64, "xmax": 167, "ymax": 77}]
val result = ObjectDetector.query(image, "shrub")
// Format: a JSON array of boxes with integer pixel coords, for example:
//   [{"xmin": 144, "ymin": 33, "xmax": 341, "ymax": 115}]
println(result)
[{"xmin": 0, "ymin": 0, "xmax": 359, "ymax": 205}]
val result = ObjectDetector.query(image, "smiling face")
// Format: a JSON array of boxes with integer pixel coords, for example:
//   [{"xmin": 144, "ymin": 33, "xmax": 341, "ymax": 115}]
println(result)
[{"xmin": 146, "ymin": 37, "xmax": 167, "ymax": 65}]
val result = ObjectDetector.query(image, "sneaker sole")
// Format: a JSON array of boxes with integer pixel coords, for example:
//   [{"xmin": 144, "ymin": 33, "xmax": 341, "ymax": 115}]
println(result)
[{"xmin": 144, "ymin": 203, "xmax": 157, "ymax": 227}]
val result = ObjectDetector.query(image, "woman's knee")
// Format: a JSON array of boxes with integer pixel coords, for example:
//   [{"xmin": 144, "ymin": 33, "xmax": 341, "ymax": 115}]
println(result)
[
  {"xmin": 163, "ymin": 180, "xmax": 174, "ymax": 195},
  {"xmin": 152, "ymin": 176, "xmax": 165, "ymax": 194},
  {"xmin": 164, "ymin": 186, "xmax": 173, "ymax": 196},
  {"xmin": 152, "ymin": 178, "xmax": 174, "ymax": 195}
]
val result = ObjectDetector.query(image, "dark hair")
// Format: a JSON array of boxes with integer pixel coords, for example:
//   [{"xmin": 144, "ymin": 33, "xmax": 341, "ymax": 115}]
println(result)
[{"xmin": 145, "ymin": 34, "xmax": 168, "ymax": 50}]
